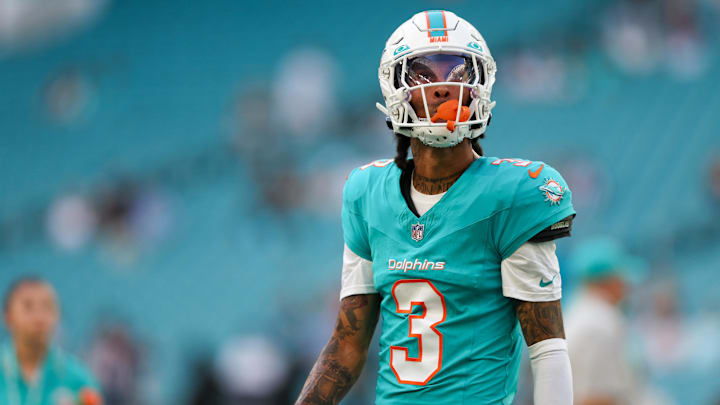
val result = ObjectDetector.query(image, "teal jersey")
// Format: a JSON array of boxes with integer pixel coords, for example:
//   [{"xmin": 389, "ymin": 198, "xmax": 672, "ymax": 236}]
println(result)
[
  {"xmin": 0, "ymin": 342, "xmax": 101, "ymax": 405},
  {"xmin": 342, "ymin": 157, "xmax": 575, "ymax": 405}
]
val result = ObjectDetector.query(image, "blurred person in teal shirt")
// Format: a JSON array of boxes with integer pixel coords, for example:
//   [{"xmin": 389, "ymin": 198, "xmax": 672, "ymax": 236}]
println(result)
[{"xmin": 1, "ymin": 277, "xmax": 102, "ymax": 405}]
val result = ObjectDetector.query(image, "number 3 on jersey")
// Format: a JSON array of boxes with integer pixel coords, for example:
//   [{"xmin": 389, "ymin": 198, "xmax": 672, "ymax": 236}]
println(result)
[{"xmin": 390, "ymin": 279, "xmax": 447, "ymax": 385}]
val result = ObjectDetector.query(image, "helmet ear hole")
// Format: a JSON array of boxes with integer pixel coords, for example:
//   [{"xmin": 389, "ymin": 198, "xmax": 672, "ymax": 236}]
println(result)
[{"xmin": 393, "ymin": 61, "xmax": 406, "ymax": 89}]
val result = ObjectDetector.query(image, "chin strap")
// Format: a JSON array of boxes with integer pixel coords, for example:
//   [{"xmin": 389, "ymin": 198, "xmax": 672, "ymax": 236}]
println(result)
[{"xmin": 377, "ymin": 103, "xmax": 395, "ymax": 131}]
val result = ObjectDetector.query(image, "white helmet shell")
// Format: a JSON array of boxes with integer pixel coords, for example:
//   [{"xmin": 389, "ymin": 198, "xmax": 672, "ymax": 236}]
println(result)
[{"xmin": 377, "ymin": 10, "xmax": 497, "ymax": 148}]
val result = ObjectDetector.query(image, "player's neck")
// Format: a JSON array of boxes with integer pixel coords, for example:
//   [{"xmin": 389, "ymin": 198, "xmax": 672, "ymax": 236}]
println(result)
[
  {"xmin": 14, "ymin": 337, "xmax": 48, "ymax": 382},
  {"xmin": 411, "ymin": 138, "xmax": 475, "ymax": 195}
]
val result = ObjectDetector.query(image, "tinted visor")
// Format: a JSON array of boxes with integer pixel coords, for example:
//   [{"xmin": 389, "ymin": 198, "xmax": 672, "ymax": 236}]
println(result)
[{"xmin": 396, "ymin": 54, "xmax": 483, "ymax": 87}]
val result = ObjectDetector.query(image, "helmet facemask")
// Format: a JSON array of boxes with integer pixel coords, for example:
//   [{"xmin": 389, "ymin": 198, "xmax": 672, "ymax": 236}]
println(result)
[
  {"xmin": 379, "ymin": 49, "xmax": 496, "ymax": 148},
  {"xmin": 395, "ymin": 53, "xmax": 480, "ymax": 123}
]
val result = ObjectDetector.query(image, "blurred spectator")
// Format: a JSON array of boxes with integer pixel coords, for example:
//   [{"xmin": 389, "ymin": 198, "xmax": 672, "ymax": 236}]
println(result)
[
  {"xmin": 46, "ymin": 194, "xmax": 97, "ymax": 251},
  {"xmin": 213, "ymin": 335, "xmax": 292, "ymax": 405},
  {"xmin": 229, "ymin": 82, "xmax": 282, "ymax": 176},
  {"xmin": 0, "ymin": 0, "xmax": 108, "ymax": 53},
  {"xmin": 1, "ymin": 277, "xmax": 102, "ymax": 405},
  {"xmin": 635, "ymin": 282, "xmax": 687, "ymax": 371},
  {"xmin": 271, "ymin": 48, "xmax": 339, "ymax": 139},
  {"xmin": 41, "ymin": 67, "xmax": 96, "ymax": 125},
  {"xmin": 662, "ymin": 0, "xmax": 707, "ymax": 79},
  {"xmin": 230, "ymin": 83, "xmax": 304, "ymax": 213},
  {"xmin": 601, "ymin": 0, "xmax": 708, "ymax": 78},
  {"xmin": 186, "ymin": 355, "xmax": 222, "ymax": 405},
  {"xmin": 601, "ymin": 0, "xmax": 664, "ymax": 74},
  {"xmin": 94, "ymin": 182, "xmax": 173, "ymax": 265},
  {"xmin": 44, "ymin": 178, "xmax": 173, "ymax": 263},
  {"xmin": 88, "ymin": 323, "xmax": 142, "ymax": 405},
  {"xmin": 564, "ymin": 237, "xmax": 673, "ymax": 405},
  {"xmin": 503, "ymin": 49, "xmax": 571, "ymax": 102}
]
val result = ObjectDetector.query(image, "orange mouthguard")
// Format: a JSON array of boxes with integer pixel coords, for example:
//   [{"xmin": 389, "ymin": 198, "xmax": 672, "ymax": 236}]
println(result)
[{"xmin": 430, "ymin": 100, "xmax": 471, "ymax": 132}]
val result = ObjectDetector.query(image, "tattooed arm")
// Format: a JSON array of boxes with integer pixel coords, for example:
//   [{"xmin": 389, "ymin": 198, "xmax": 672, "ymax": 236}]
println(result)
[
  {"xmin": 515, "ymin": 299, "xmax": 565, "ymax": 345},
  {"xmin": 515, "ymin": 299, "xmax": 573, "ymax": 405},
  {"xmin": 295, "ymin": 294, "xmax": 381, "ymax": 405}
]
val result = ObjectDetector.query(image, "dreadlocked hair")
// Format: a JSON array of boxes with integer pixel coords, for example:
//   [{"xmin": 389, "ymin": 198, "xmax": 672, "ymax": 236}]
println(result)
[
  {"xmin": 471, "ymin": 134, "xmax": 484, "ymax": 157},
  {"xmin": 393, "ymin": 133, "xmax": 412, "ymax": 171}
]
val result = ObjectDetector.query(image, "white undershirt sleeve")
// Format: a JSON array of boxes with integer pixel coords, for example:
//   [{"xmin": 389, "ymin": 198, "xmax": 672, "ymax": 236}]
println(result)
[
  {"xmin": 339, "ymin": 244, "xmax": 376, "ymax": 300},
  {"xmin": 529, "ymin": 338, "xmax": 573, "ymax": 405},
  {"xmin": 501, "ymin": 241, "xmax": 562, "ymax": 301}
]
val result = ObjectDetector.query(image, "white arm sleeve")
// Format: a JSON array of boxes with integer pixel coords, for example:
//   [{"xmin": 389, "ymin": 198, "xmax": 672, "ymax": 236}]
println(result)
[
  {"xmin": 501, "ymin": 241, "xmax": 562, "ymax": 301},
  {"xmin": 339, "ymin": 244, "xmax": 376, "ymax": 300},
  {"xmin": 529, "ymin": 338, "xmax": 573, "ymax": 405}
]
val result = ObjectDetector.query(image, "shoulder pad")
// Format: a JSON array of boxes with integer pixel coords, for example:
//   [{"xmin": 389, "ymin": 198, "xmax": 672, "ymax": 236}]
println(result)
[
  {"xmin": 514, "ymin": 161, "xmax": 572, "ymax": 208},
  {"xmin": 482, "ymin": 158, "xmax": 568, "ymax": 204},
  {"xmin": 485, "ymin": 158, "xmax": 571, "ymax": 204},
  {"xmin": 344, "ymin": 159, "xmax": 395, "ymax": 203},
  {"xmin": 486, "ymin": 158, "xmax": 575, "ymax": 258}
]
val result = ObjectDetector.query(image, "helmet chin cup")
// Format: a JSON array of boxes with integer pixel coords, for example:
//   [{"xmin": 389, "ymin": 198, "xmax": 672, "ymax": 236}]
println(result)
[{"xmin": 416, "ymin": 125, "xmax": 467, "ymax": 148}]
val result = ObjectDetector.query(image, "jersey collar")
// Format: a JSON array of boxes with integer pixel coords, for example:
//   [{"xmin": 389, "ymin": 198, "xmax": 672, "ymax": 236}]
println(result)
[{"xmin": 387, "ymin": 157, "xmax": 484, "ymax": 221}]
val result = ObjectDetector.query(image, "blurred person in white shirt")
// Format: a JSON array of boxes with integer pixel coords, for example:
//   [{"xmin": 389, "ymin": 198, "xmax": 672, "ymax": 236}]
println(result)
[{"xmin": 565, "ymin": 237, "xmax": 674, "ymax": 405}]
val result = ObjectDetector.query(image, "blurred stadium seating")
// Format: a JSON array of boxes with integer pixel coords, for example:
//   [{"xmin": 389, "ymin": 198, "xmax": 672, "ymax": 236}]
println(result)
[{"xmin": 2, "ymin": 0, "xmax": 720, "ymax": 403}]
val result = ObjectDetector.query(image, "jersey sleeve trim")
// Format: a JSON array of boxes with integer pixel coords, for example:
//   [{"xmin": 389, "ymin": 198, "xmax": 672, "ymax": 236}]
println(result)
[
  {"xmin": 500, "ymin": 205, "xmax": 576, "ymax": 260},
  {"xmin": 529, "ymin": 215, "xmax": 574, "ymax": 243},
  {"xmin": 502, "ymin": 287, "xmax": 562, "ymax": 302},
  {"xmin": 339, "ymin": 285, "xmax": 379, "ymax": 300}
]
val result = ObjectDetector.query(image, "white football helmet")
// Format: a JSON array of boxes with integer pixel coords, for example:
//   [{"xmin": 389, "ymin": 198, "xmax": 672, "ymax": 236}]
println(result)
[{"xmin": 377, "ymin": 10, "xmax": 497, "ymax": 148}]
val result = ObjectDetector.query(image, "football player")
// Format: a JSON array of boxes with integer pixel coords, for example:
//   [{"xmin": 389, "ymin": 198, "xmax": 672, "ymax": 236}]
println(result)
[{"xmin": 296, "ymin": 10, "xmax": 575, "ymax": 405}]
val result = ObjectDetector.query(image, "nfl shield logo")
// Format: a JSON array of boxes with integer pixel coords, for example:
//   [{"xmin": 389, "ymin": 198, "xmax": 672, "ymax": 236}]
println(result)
[{"xmin": 411, "ymin": 223, "xmax": 425, "ymax": 242}]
